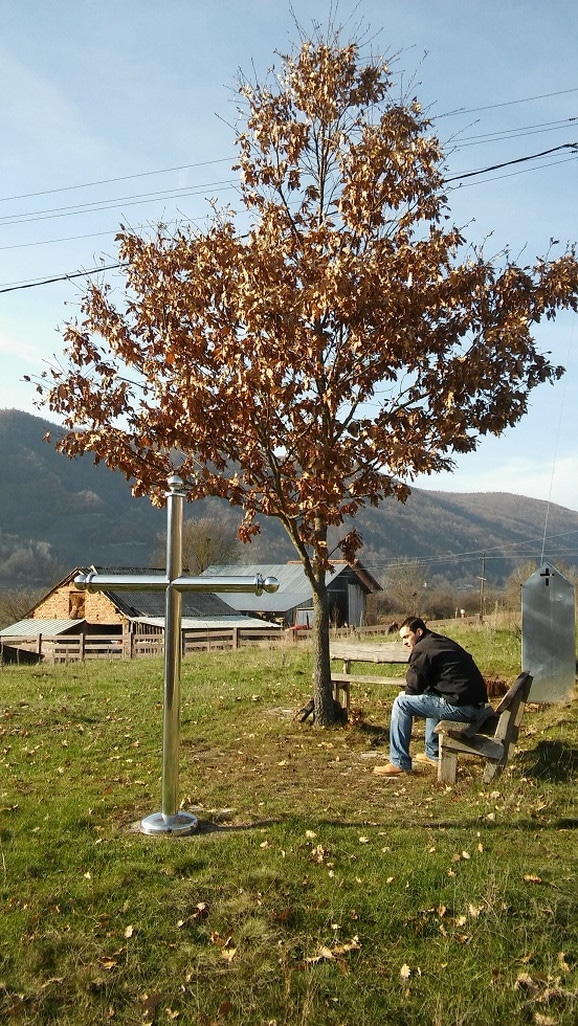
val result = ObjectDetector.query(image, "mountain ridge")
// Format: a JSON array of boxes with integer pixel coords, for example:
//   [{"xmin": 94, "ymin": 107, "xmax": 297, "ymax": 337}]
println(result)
[{"xmin": 1, "ymin": 408, "xmax": 577, "ymax": 590}]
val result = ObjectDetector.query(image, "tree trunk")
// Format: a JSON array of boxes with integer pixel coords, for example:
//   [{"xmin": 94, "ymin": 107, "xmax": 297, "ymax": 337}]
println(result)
[{"xmin": 311, "ymin": 572, "xmax": 336, "ymax": 726}]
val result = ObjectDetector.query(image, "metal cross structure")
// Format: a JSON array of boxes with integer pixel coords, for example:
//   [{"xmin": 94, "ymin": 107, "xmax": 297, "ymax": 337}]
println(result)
[{"xmin": 74, "ymin": 475, "xmax": 279, "ymax": 836}]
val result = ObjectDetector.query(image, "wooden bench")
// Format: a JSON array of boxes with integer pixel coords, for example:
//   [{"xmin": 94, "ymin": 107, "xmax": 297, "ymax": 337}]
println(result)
[
  {"xmin": 434, "ymin": 671, "xmax": 533, "ymax": 784},
  {"xmin": 330, "ymin": 640, "xmax": 408, "ymax": 713}
]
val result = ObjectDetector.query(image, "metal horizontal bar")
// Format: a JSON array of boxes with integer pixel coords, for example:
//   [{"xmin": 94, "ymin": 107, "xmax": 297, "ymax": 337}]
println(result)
[
  {"xmin": 74, "ymin": 572, "xmax": 279, "ymax": 596},
  {"xmin": 174, "ymin": 575, "xmax": 279, "ymax": 595}
]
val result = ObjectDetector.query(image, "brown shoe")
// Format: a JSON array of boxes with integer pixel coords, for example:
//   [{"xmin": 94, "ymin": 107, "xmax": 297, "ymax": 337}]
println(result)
[
  {"xmin": 373, "ymin": 762, "xmax": 406, "ymax": 776},
  {"xmin": 414, "ymin": 753, "xmax": 438, "ymax": 767}
]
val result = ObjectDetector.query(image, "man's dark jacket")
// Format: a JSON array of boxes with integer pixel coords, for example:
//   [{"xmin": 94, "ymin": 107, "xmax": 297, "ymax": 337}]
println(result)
[{"xmin": 405, "ymin": 629, "xmax": 487, "ymax": 706}]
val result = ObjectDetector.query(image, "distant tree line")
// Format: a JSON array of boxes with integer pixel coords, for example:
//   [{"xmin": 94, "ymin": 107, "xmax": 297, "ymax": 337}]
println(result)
[
  {"xmin": 368, "ymin": 559, "xmax": 578, "ymax": 623},
  {"xmin": 1, "ymin": 514, "xmax": 576, "ymax": 630}
]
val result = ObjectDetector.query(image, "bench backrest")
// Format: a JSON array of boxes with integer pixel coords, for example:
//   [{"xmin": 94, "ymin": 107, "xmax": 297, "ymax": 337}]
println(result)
[
  {"xmin": 330, "ymin": 641, "xmax": 408, "ymax": 664},
  {"xmin": 492, "ymin": 670, "xmax": 533, "ymax": 747},
  {"xmin": 494, "ymin": 671, "xmax": 533, "ymax": 716}
]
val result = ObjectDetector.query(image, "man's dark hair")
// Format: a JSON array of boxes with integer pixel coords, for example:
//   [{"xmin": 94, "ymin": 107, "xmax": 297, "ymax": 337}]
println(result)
[{"xmin": 400, "ymin": 616, "xmax": 428, "ymax": 633}]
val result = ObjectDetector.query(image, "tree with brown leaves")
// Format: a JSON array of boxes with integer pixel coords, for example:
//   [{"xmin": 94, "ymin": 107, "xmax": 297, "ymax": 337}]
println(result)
[{"xmin": 33, "ymin": 30, "xmax": 578, "ymax": 724}]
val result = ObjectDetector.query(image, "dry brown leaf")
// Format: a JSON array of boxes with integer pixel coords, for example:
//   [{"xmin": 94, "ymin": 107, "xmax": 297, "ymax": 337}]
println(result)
[
  {"xmin": 332, "ymin": 937, "xmax": 361, "ymax": 956},
  {"xmin": 220, "ymin": 947, "xmax": 237, "ymax": 963},
  {"xmin": 518, "ymin": 951, "xmax": 534, "ymax": 964},
  {"xmin": 305, "ymin": 945, "xmax": 335, "ymax": 965},
  {"xmin": 557, "ymin": 951, "xmax": 571, "ymax": 973},
  {"xmin": 210, "ymin": 930, "xmax": 234, "ymax": 949},
  {"xmin": 515, "ymin": 972, "xmax": 539, "ymax": 994},
  {"xmin": 140, "ymin": 992, "xmax": 163, "ymax": 1018}
]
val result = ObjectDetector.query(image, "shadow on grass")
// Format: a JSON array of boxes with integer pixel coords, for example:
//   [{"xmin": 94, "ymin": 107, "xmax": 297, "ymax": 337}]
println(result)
[
  {"xmin": 516, "ymin": 739, "xmax": 578, "ymax": 782},
  {"xmin": 127, "ymin": 817, "xmax": 282, "ymax": 837},
  {"xmin": 351, "ymin": 720, "xmax": 389, "ymax": 747},
  {"xmin": 419, "ymin": 816, "xmax": 578, "ymax": 832},
  {"xmin": 196, "ymin": 818, "xmax": 281, "ymax": 835}
]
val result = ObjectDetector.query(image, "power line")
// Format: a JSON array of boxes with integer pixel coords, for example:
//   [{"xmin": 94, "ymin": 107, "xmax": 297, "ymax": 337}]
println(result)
[
  {"xmin": 444, "ymin": 142, "xmax": 578, "ymax": 182},
  {"xmin": 0, "ymin": 86, "xmax": 574, "ymax": 219},
  {"xmin": 0, "ymin": 263, "xmax": 123, "ymax": 294},
  {"xmin": 434, "ymin": 86, "xmax": 578, "ymax": 119},
  {"xmin": 0, "ymin": 81, "xmax": 575, "ymax": 245},
  {"xmin": 369, "ymin": 522, "xmax": 578, "ymax": 565},
  {"xmin": 448, "ymin": 153, "xmax": 577, "ymax": 190},
  {"xmin": 2, "ymin": 142, "xmax": 577, "ymax": 292},
  {"xmin": 1, "ymin": 86, "xmax": 572, "ymax": 211},
  {"xmin": 2, "ymin": 128, "xmax": 575, "ymax": 229},
  {"xmin": 456, "ymin": 117, "xmax": 578, "ymax": 147},
  {"xmin": 0, "ymin": 180, "xmax": 238, "ymax": 227},
  {"xmin": 0, "ymin": 229, "xmax": 121, "ymax": 253},
  {"xmin": 0, "ymin": 158, "xmax": 234, "ymax": 206}
]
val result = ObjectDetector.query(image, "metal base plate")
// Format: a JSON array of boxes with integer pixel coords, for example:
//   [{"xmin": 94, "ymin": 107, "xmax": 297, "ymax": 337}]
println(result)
[{"xmin": 140, "ymin": 811, "xmax": 199, "ymax": 836}]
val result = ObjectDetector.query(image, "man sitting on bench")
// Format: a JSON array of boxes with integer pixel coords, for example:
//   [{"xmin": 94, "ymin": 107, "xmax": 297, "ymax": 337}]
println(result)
[{"xmin": 374, "ymin": 616, "xmax": 487, "ymax": 777}]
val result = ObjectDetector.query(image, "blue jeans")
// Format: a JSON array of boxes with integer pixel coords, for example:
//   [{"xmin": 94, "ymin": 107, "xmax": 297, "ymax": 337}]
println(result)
[{"xmin": 389, "ymin": 692, "xmax": 483, "ymax": 770}]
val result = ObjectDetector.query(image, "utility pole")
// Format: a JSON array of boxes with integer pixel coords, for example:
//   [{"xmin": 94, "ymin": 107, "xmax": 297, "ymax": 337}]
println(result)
[{"xmin": 478, "ymin": 555, "xmax": 486, "ymax": 622}]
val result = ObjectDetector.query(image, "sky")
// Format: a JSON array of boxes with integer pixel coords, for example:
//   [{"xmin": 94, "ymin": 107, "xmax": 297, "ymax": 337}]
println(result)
[{"xmin": 1, "ymin": 0, "xmax": 578, "ymax": 511}]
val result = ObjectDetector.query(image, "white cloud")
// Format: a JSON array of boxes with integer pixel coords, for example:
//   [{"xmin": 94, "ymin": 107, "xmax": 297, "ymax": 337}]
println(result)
[
  {"xmin": 415, "ymin": 454, "xmax": 578, "ymax": 513},
  {"xmin": 0, "ymin": 326, "xmax": 43, "ymax": 365},
  {"xmin": 0, "ymin": 49, "xmax": 104, "ymax": 179}
]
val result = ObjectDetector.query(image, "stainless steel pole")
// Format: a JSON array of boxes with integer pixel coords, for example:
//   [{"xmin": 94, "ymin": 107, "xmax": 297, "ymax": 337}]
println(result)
[
  {"xmin": 161, "ymin": 475, "xmax": 184, "ymax": 819},
  {"xmin": 141, "ymin": 476, "xmax": 198, "ymax": 835},
  {"xmin": 73, "ymin": 475, "xmax": 279, "ymax": 838}
]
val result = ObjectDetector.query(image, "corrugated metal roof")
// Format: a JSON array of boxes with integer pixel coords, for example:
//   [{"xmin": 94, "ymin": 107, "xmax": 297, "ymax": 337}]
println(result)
[
  {"xmin": 0, "ymin": 618, "xmax": 84, "ymax": 638},
  {"xmin": 201, "ymin": 563, "xmax": 350, "ymax": 613},
  {"xmin": 135, "ymin": 616, "xmax": 281, "ymax": 630},
  {"xmin": 106, "ymin": 589, "xmax": 236, "ymax": 619}
]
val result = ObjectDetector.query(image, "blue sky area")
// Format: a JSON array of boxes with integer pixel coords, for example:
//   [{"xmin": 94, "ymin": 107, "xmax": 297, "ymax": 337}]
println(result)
[{"xmin": 1, "ymin": 1, "xmax": 577, "ymax": 509}]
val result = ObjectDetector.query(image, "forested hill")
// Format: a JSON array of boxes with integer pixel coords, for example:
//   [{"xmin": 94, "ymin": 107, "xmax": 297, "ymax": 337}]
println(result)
[{"xmin": 1, "ymin": 408, "xmax": 578, "ymax": 590}]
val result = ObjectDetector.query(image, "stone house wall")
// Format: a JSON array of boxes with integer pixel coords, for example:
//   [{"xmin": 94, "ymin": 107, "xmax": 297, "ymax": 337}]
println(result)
[{"xmin": 33, "ymin": 585, "xmax": 124, "ymax": 626}]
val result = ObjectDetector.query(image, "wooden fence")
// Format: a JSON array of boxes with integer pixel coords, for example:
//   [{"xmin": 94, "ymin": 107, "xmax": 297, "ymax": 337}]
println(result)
[
  {"xmin": 1, "ymin": 626, "xmax": 288, "ymax": 664},
  {"xmin": 1, "ymin": 616, "xmax": 514, "ymax": 666}
]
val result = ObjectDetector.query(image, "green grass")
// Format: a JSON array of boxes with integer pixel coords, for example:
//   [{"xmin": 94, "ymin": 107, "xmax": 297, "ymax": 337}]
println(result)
[{"xmin": 1, "ymin": 633, "xmax": 578, "ymax": 1025}]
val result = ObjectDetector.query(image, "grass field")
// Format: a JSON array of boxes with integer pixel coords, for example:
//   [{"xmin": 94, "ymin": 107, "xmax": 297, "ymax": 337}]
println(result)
[{"xmin": 1, "ymin": 625, "xmax": 578, "ymax": 1024}]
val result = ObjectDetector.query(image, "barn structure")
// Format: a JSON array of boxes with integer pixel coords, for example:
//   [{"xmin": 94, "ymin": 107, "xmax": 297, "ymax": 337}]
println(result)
[
  {"xmin": 0, "ymin": 567, "xmax": 280, "ymax": 660},
  {"xmin": 201, "ymin": 560, "xmax": 381, "ymax": 628}
]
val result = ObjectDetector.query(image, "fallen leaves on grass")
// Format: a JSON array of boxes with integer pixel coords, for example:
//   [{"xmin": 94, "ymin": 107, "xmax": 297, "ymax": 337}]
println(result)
[
  {"xmin": 514, "ymin": 967, "xmax": 578, "ymax": 1012},
  {"xmin": 303, "ymin": 937, "xmax": 361, "ymax": 966},
  {"xmin": 100, "ymin": 956, "xmax": 119, "ymax": 971},
  {"xmin": 210, "ymin": 930, "xmax": 237, "ymax": 962},
  {"xmin": 400, "ymin": 963, "xmax": 423, "ymax": 987},
  {"xmin": 309, "ymin": 843, "xmax": 330, "ymax": 863},
  {"xmin": 140, "ymin": 991, "xmax": 163, "ymax": 1019},
  {"xmin": 177, "ymin": 902, "xmax": 209, "ymax": 928},
  {"xmin": 558, "ymin": 952, "xmax": 572, "ymax": 974}
]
